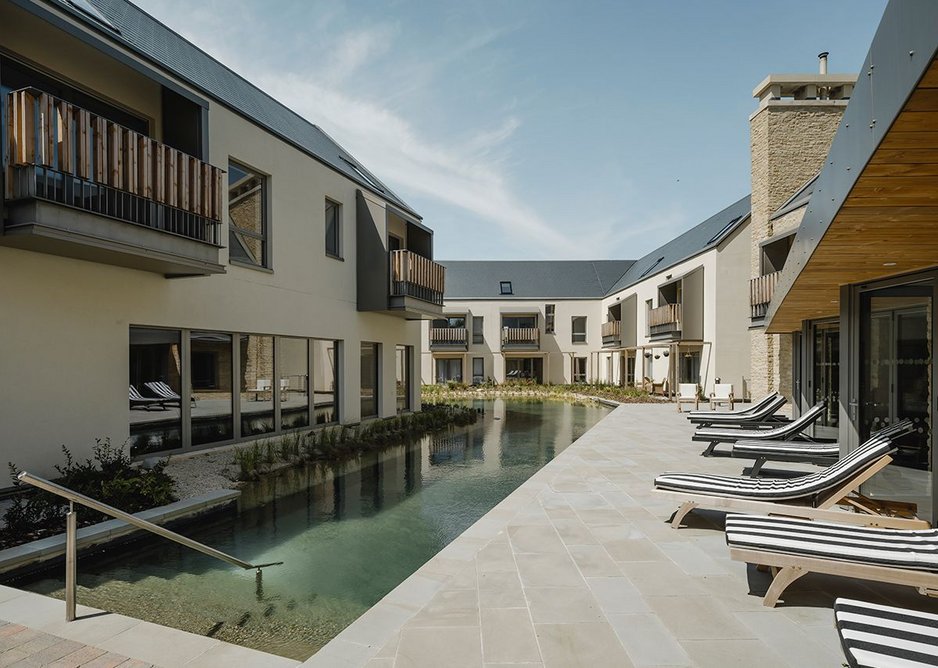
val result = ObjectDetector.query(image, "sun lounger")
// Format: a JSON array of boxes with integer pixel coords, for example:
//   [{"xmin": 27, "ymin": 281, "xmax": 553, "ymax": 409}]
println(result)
[
  {"xmin": 687, "ymin": 393, "xmax": 787, "ymax": 427},
  {"xmin": 144, "ymin": 381, "xmax": 195, "ymax": 407},
  {"xmin": 129, "ymin": 385, "xmax": 165, "ymax": 410},
  {"xmin": 693, "ymin": 402, "xmax": 826, "ymax": 456},
  {"xmin": 834, "ymin": 598, "xmax": 938, "ymax": 668},
  {"xmin": 732, "ymin": 420, "xmax": 914, "ymax": 477},
  {"xmin": 654, "ymin": 432, "xmax": 930, "ymax": 530},
  {"xmin": 725, "ymin": 514, "xmax": 938, "ymax": 607}
]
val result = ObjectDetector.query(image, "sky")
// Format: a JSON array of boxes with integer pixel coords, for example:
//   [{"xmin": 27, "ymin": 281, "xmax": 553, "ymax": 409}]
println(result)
[{"xmin": 132, "ymin": 0, "xmax": 887, "ymax": 262}]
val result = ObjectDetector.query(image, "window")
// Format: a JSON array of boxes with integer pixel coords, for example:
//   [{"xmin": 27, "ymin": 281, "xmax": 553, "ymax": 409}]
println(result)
[
  {"xmin": 472, "ymin": 357, "xmax": 484, "ymax": 384},
  {"xmin": 501, "ymin": 315, "xmax": 537, "ymax": 329},
  {"xmin": 396, "ymin": 345, "xmax": 411, "ymax": 413},
  {"xmin": 573, "ymin": 357, "xmax": 587, "ymax": 383},
  {"xmin": 228, "ymin": 160, "xmax": 268, "ymax": 268},
  {"xmin": 191, "ymin": 331, "xmax": 233, "ymax": 446},
  {"xmin": 313, "ymin": 339, "xmax": 339, "ymax": 424},
  {"xmin": 325, "ymin": 199, "xmax": 341, "ymax": 258},
  {"xmin": 361, "ymin": 342, "xmax": 379, "ymax": 418},
  {"xmin": 472, "ymin": 316, "xmax": 484, "ymax": 344},
  {"xmin": 341, "ymin": 157, "xmax": 384, "ymax": 192},
  {"xmin": 240, "ymin": 334, "xmax": 275, "ymax": 436},
  {"xmin": 280, "ymin": 337, "xmax": 310, "ymax": 430},
  {"xmin": 500, "ymin": 281, "xmax": 513, "ymax": 295},
  {"xmin": 436, "ymin": 358, "xmax": 462, "ymax": 383},
  {"xmin": 545, "ymin": 304, "xmax": 556, "ymax": 334},
  {"xmin": 129, "ymin": 327, "xmax": 182, "ymax": 455},
  {"xmin": 572, "ymin": 316, "xmax": 587, "ymax": 343},
  {"xmin": 639, "ymin": 257, "xmax": 664, "ymax": 278}
]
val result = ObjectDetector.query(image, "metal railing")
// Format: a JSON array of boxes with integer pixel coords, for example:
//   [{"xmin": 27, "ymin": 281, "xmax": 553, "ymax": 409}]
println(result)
[{"xmin": 17, "ymin": 471, "xmax": 282, "ymax": 622}]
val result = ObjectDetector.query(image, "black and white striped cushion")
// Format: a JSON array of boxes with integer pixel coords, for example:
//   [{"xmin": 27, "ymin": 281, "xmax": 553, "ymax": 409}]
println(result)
[
  {"xmin": 694, "ymin": 402, "xmax": 825, "ymax": 441},
  {"xmin": 655, "ymin": 439, "xmax": 893, "ymax": 500},
  {"xmin": 724, "ymin": 515, "xmax": 938, "ymax": 571},
  {"xmin": 687, "ymin": 393, "xmax": 781, "ymax": 420},
  {"xmin": 835, "ymin": 598, "xmax": 938, "ymax": 668},
  {"xmin": 732, "ymin": 439, "xmax": 840, "ymax": 459}
]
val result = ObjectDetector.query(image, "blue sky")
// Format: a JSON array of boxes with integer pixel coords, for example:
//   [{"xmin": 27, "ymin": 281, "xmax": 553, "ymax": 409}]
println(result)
[{"xmin": 133, "ymin": 0, "xmax": 886, "ymax": 261}]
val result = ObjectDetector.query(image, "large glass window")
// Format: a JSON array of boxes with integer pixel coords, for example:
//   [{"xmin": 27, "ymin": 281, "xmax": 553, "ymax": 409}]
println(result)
[
  {"xmin": 472, "ymin": 357, "xmax": 484, "ymax": 383},
  {"xmin": 281, "ymin": 337, "xmax": 310, "ymax": 430},
  {"xmin": 228, "ymin": 160, "xmax": 268, "ymax": 268},
  {"xmin": 312, "ymin": 339, "xmax": 339, "ymax": 424},
  {"xmin": 325, "ymin": 199, "xmax": 341, "ymax": 258},
  {"xmin": 572, "ymin": 316, "xmax": 587, "ymax": 343},
  {"xmin": 812, "ymin": 321, "xmax": 840, "ymax": 430},
  {"xmin": 501, "ymin": 315, "xmax": 537, "ymax": 329},
  {"xmin": 190, "ymin": 332, "xmax": 233, "ymax": 446},
  {"xmin": 572, "ymin": 357, "xmax": 587, "ymax": 383},
  {"xmin": 361, "ymin": 342, "xmax": 379, "ymax": 418},
  {"xmin": 129, "ymin": 328, "xmax": 182, "ymax": 455},
  {"xmin": 396, "ymin": 345, "xmax": 411, "ymax": 413},
  {"xmin": 240, "ymin": 334, "xmax": 275, "ymax": 436},
  {"xmin": 472, "ymin": 316, "xmax": 484, "ymax": 344},
  {"xmin": 435, "ymin": 358, "xmax": 463, "ymax": 383}
]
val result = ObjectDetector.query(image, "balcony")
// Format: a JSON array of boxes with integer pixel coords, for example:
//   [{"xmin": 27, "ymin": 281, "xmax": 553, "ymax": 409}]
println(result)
[
  {"xmin": 2, "ymin": 89, "xmax": 224, "ymax": 276},
  {"xmin": 602, "ymin": 320, "xmax": 621, "ymax": 347},
  {"xmin": 648, "ymin": 303, "xmax": 682, "ymax": 340},
  {"xmin": 750, "ymin": 271, "xmax": 781, "ymax": 321},
  {"xmin": 502, "ymin": 327, "xmax": 539, "ymax": 349},
  {"xmin": 430, "ymin": 327, "xmax": 468, "ymax": 349},
  {"xmin": 386, "ymin": 249, "xmax": 445, "ymax": 317}
]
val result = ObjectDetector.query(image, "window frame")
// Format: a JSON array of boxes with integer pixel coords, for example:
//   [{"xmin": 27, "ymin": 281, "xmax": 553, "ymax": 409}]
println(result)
[
  {"xmin": 325, "ymin": 197, "xmax": 343, "ymax": 260},
  {"xmin": 227, "ymin": 159, "xmax": 270, "ymax": 270},
  {"xmin": 472, "ymin": 316, "xmax": 484, "ymax": 344},
  {"xmin": 571, "ymin": 316, "xmax": 588, "ymax": 344},
  {"xmin": 545, "ymin": 304, "xmax": 556, "ymax": 334},
  {"xmin": 499, "ymin": 281, "xmax": 513, "ymax": 295}
]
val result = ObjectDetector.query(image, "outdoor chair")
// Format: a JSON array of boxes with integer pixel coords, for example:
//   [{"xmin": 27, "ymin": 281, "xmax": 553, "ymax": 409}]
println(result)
[
  {"xmin": 676, "ymin": 383, "xmax": 700, "ymax": 412},
  {"xmin": 252, "ymin": 379, "xmax": 272, "ymax": 401},
  {"xmin": 129, "ymin": 385, "xmax": 165, "ymax": 411},
  {"xmin": 654, "ymin": 432, "xmax": 930, "ymax": 531},
  {"xmin": 687, "ymin": 392, "xmax": 787, "ymax": 427},
  {"xmin": 732, "ymin": 419, "xmax": 914, "ymax": 477},
  {"xmin": 693, "ymin": 401, "xmax": 826, "ymax": 456},
  {"xmin": 833, "ymin": 598, "xmax": 938, "ymax": 668},
  {"xmin": 144, "ymin": 381, "xmax": 194, "ymax": 407},
  {"xmin": 725, "ymin": 514, "xmax": 938, "ymax": 607},
  {"xmin": 710, "ymin": 383, "xmax": 734, "ymax": 410}
]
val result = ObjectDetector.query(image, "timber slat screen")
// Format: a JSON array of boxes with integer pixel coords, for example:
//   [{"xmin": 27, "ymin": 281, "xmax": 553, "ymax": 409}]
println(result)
[
  {"xmin": 429, "ymin": 327, "xmax": 468, "ymax": 345},
  {"xmin": 648, "ymin": 303, "xmax": 682, "ymax": 336},
  {"xmin": 390, "ymin": 249, "xmax": 445, "ymax": 305},
  {"xmin": 5, "ymin": 88, "xmax": 223, "ymax": 244},
  {"xmin": 502, "ymin": 327, "xmax": 539, "ymax": 347},
  {"xmin": 749, "ymin": 271, "xmax": 780, "ymax": 319},
  {"xmin": 601, "ymin": 320, "xmax": 621, "ymax": 338}
]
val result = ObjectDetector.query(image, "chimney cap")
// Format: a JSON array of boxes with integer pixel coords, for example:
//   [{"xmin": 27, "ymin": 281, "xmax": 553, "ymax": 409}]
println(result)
[{"xmin": 818, "ymin": 51, "xmax": 830, "ymax": 59}]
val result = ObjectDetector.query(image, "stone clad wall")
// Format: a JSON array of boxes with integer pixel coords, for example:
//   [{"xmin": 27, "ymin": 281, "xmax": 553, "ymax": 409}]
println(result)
[{"xmin": 749, "ymin": 103, "xmax": 845, "ymax": 403}]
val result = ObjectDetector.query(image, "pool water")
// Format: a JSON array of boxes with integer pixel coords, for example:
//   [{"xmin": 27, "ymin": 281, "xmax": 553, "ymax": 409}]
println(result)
[{"xmin": 14, "ymin": 399, "xmax": 610, "ymax": 660}]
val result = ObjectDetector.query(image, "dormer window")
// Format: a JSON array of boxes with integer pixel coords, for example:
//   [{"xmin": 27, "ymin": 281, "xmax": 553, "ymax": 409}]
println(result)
[{"xmin": 500, "ymin": 281, "xmax": 513, "ymax": 295}]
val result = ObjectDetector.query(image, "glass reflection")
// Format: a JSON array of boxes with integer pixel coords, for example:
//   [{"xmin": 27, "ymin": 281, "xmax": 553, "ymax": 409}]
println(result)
[
  {"xmin": 129, "ymin": 327, "xmax": 182, "ymax": 455},
  {"xmin": 191, "ymin": 331, "xmax": 233, "ymax": 445},
  {"xmin": 240, "ymin": 334, "xmax": 275, "ymax": 436},
  {"xmin": 313, "ymin": 340, "xmax": 338, "ymax": 424},
  {"xmin": 280, "ymin": 337, "xmax": 309, "ymax": 430}
]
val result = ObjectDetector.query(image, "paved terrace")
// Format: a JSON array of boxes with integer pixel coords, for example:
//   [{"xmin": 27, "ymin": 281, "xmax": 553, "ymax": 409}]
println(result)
[{"xmin": 308, "ymin": 403, "xmax": 935, "ymax": 668}]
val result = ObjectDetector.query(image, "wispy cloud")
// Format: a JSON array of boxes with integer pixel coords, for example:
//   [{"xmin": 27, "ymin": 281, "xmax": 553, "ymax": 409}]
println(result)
[{"xmin": 132, "ymin": 0, "xmax": 587, "ymax": 256}]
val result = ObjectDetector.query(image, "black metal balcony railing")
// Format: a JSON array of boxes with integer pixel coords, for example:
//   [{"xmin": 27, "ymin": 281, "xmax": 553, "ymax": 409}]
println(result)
[
  {"xmin": 750, "ymin": 271, "xmax": 781, "ymax": 320},
  {"xmin": 648, "ymin": 303, "xmax": 682, "ymax": 337},
  {"xmin": 5, "ymin": 88, "xmax": 222, "ymax": 245},
  {"xmin": 390, "ymin": 250, "xmax": 445, "ymax": 306},
  {"xmin": 430, "ymin": 327, "xmax": 468, "ymax": 346}
]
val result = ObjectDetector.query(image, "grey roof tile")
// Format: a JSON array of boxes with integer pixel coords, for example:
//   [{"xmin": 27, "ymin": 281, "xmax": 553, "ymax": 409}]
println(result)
[{"xmin": 442, "ymin": 260, "xmax": 635, "ymax": 300}]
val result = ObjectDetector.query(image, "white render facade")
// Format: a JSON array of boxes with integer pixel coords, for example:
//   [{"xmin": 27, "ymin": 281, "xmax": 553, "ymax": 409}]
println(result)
[{"xmin": 0, "ymin": 0, "xmax": 444, "ymax": 480}]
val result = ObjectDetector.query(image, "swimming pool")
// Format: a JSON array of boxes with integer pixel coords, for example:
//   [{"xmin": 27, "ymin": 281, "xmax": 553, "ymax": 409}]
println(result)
[{"xmin": 14, "ymin": 399, "xmax": 610, "ymax": 659}]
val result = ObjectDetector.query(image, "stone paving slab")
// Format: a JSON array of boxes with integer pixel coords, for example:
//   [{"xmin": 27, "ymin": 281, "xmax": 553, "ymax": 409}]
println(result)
[{"xmin": 305, "ymin": 403, "xmax": 938, "ymax": 667}]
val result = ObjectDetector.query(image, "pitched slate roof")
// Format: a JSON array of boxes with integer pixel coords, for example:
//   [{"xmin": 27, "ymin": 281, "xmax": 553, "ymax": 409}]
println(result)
[
  {"xmin": 442, "ymin": 260, "xmax": 634, "ymax": 300},
  {"xmin": 42, "ymin": 0, "xmax": 418, "ymax": 217},
  {"xmin": 604, "ymin": 194, "xmax": 751, "ymax": 295}
]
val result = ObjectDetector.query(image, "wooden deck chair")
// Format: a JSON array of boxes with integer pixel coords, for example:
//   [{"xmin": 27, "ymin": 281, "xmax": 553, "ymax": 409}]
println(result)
[
  {"xmin": 725, "ymin": 514, "xmax": 938, "ymax": 607},
  {"xmin": 687, "ymin": 393, "xmax": 787, "ymax": 428},
  {"xmin": 676, "ymin": 384, "xmax": 699, "ymax": 412},
  {"xmin": 654, "ymin": 433, "xmax": 930, "ymax": 530},
  {"xmin": 833, "ymin": 598, "xmax": 938, "ymax": 668},
  {"xmin": 709, "ymin": 383, "xmax": 734, "ymax": 410},
  {"xmin": 732, "ymin": 419, "xmax": 913, "ymax": 477},
  {"xmin": 693, "ymin": 402, "xmax": 826, "ymax": 456}
]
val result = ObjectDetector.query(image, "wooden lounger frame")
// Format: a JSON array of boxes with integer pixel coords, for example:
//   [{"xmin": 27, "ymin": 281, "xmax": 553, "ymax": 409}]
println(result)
[
  {"xmin": 728, "ymin": 546, "xmax": 938, "ymax": 607},
  {"xmin": 656, "ymin": 455, "xmax": 931, "ymax": 531}
]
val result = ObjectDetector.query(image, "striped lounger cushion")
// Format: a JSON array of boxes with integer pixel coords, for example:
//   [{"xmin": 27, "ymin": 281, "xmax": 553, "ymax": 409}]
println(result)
[
  {"xmin": 835, "ymin": 598, "xmax": 938, "ymax": 668},
  {"xmin": 732, "ymin": 440, "xmax": 839, "ymax": 459},
  {"xmin": 724, "ymin": 515, "xmax": 938, "ymax": 571},
  {"xmin": 654, "ymin": 440, "xmax": 892, "ymax": 501}
]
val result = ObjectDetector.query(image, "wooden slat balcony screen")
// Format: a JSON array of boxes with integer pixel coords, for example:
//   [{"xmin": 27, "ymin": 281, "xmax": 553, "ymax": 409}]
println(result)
[
  {"xmin": 648, "ymin": 303, "xmax": 682, "ymax": 336},
  {"xmin": 749, "ymin": 271, "xmax": 780, "ymax": 319},
  {"xmin": 430, "ymin": 327, "xmax": 467, "ymax": 345},
  {"xmin": 390, "ymin": 249, "xmax": 445, "ymax": 305},
  {"xmin": 601, "ymin": 320, "xmax": 621, "ymax": 338},
  {"xmin": 502, "ymin": 327, "xmax": 539, "ymax": 346},
  {"xmin": 5, "ymin": 88, "xmax": 223, "ymax": 244}
]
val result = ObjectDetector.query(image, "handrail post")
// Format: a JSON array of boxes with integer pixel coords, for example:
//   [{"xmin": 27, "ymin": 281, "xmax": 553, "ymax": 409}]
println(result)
[{"xmin": 65, "ymin": 503, "xmax": 77, "ymax": 621}]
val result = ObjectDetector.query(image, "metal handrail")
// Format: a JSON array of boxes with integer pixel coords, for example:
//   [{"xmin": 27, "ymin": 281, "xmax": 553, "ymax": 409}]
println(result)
[{"xmin": 17, "ymin": 471, "xmax": 282, "ymax": 621}]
